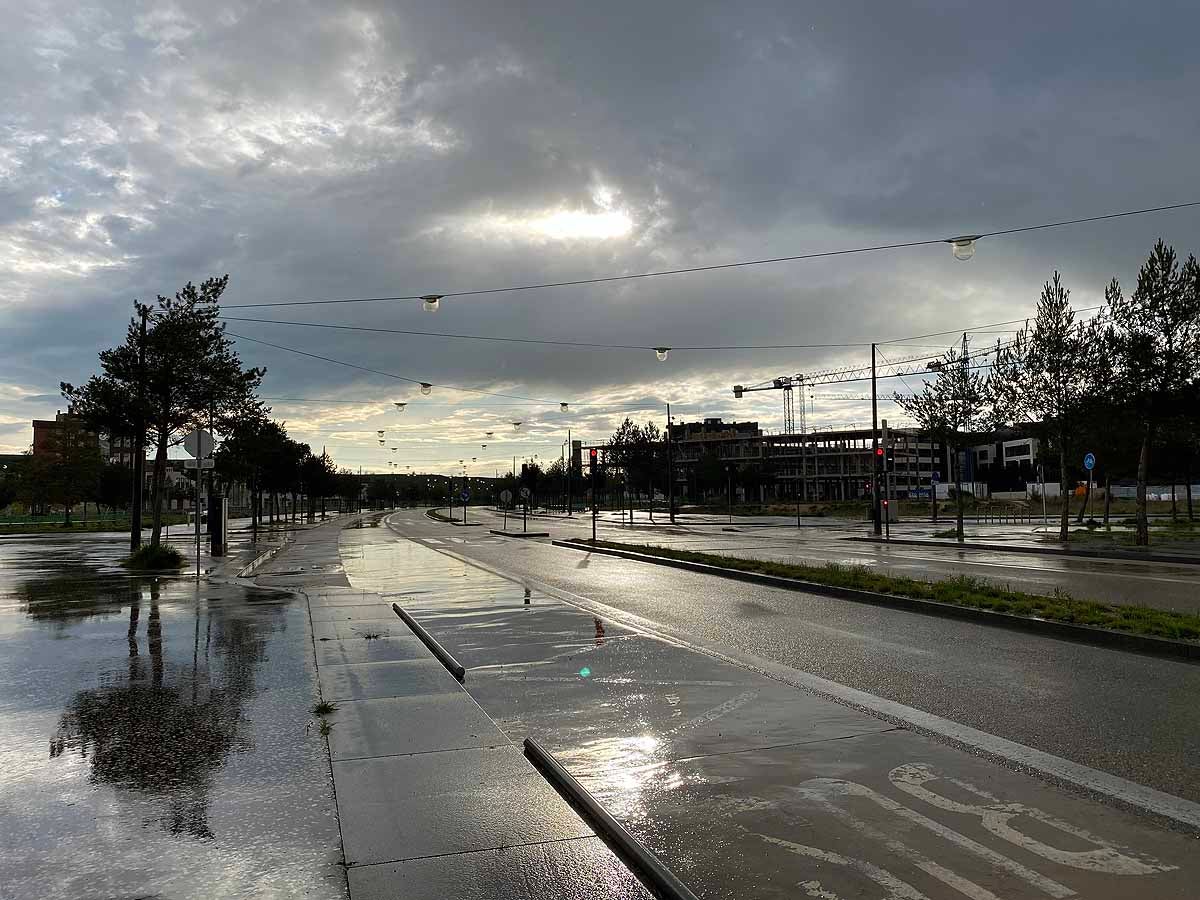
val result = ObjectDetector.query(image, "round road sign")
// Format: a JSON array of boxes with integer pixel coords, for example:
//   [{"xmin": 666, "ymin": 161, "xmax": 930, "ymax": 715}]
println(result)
[
  {"xmin": 460, "ymin": 489, "xmax": 470, "ymax": 502},
  {"xmin": 499, "ymin": 489, "xmax": 513, "ymax": 504},
  {"xmin": 519, "ymin": 486, "xmax": 531, "ymax": 499},
  {"xmin": 1083, "ymin": 452, "xmax": 1096, "ymax": 471}
]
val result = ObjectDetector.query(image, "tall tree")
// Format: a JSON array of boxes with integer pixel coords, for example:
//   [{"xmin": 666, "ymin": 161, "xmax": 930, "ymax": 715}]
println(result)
[
  {"xmin": 990, "ymin": 272, "xmax": 1098, "ymax": 541},
  {"xmin": 1102, "ymin": 242, "xmax": 1200, "ymax": 545},
  {"xmin": 44, "ymin": 418, "xmax": 104, "ymax": 526},
  {"xmin": 895, "ymin": 345, "xmax": 991, "ymax": 540},
  {"xmin": 66, "ymin": 277, "xmax": 265, "ymax": 548}
]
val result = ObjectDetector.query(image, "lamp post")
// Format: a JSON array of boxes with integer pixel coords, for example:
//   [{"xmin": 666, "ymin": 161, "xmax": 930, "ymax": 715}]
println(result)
[{"xmin": 726, "ymin": 464, "xmax": 733, "ymax": 524}]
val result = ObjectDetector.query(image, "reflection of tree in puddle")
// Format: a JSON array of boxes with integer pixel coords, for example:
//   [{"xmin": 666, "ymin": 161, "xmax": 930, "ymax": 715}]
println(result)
[
  {"xmin": 50, "ymin": 580, "xmax": 280, "ymax": 840},
  {"xmin": 18, "ymin": 567, "xmax": 141, "ymax": 633}
]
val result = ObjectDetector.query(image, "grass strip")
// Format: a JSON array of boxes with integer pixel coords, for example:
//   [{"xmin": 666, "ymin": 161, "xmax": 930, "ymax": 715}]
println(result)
[{"xmin": 584, "ymin": 539, "xmax": 1200, "ymax": 643}]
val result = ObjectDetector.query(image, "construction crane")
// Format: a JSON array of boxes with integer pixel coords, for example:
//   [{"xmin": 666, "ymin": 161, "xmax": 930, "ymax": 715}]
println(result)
[{"xmin": 732, "ymin": 375, "xmax": 806, "ymax": 435}]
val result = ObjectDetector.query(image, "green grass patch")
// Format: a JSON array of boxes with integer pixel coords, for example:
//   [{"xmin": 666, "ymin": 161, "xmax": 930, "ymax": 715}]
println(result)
[
  {"xmin": 312, "ymin": 700, "xmax": 338, "ymax": 716},
  {"xmin": 0, "ymin": 513, "xmax": 188, "ymax": 536},
  {"xmin": 583, "ymin": 539, "xmax": 1200, "ymax": 643},
  {"xmin": 123, "ymin": 544, "xmax": 185, "ymax": 571}
]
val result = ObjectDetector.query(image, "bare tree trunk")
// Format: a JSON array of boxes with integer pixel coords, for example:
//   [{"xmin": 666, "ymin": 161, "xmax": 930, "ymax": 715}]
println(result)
[
  {"xmin": 1058, "ymin": 442, "xmax": 1070, "ymax": 541},
  {"xmin": 1075, "ymin": 480, "xmax": 1090, "ymax": 524},
  {"xmin": 1187, "ymin": 461, "xmax": 1194, "ymax": 522},
  {"xmin": 149, "ymin": 427, "xmax": 169, "ymax": 546},
  {"xmin": 953, "ymin": 445, "xmax": 964, "ymax": 541},
  {"xmin": 1135, "ymin": 424, "xmax": 1152, "ymax": 546},
  {"xmin": 1103, "ymin": 475, "xmax": 1112, "ymax": 529},
  {"xmin": 1170, "ymin": 479, "xmax": 1177, "ymax": 522}
]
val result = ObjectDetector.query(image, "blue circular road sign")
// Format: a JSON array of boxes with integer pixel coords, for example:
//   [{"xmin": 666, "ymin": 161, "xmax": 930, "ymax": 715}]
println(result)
[
  {"xmin": 460, "ymin": 489, "xmax": 471, "ymax": 501},
  {"xmin": 1083, "ymin": 452, "xmax": 1096, "ymax": 471}
]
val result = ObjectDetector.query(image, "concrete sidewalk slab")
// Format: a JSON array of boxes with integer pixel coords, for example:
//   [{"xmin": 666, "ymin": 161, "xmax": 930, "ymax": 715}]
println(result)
[
  {"xmin": 318, "ymin": 658, "xmax": 459, "ymax": 701},
  {"xmin": 310, "ymin": 603, "xmax": 394, "ymax": 621},
  {"xmin": 333, "ymin": 745, "xmax": 594, "ymax": 866},
  {"xmin": 326, "ymin": 694, "xmax": 505, "ymax": 761},
  {"xmin": 314, "ymin": 635, "xmax": 431, "ymax": 666},
  {"xmin": 347, "ymin": 837, "xmax": 653, "ymax": 900},
  {"xmin": 312, "ymin": 617, "xmax": 417, "ymax": 640},
  {"xmin": 245, "ymin": 515, "xmax": 647, "ymax": 900}
]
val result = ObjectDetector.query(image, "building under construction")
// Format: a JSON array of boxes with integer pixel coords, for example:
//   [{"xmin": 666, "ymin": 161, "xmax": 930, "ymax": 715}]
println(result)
[{"xmin": 668, "ymin": 418, "xmax": 950, "ymax": 502}]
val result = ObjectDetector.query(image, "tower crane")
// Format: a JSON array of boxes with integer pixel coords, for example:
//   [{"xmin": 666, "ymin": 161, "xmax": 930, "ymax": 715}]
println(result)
[{"xmin": 732, "ymin": 375, "xmax": 806, "ymax": 435}]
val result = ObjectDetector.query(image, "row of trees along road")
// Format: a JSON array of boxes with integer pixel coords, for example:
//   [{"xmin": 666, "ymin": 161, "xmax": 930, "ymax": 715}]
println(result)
[
  {"xmin": 213, "ymin": 417, "xmax": 359, "ymax": 528},
  {"xmin": 899, "ymin": 240, "xmax": 1200, "ymax": 545},
  {"xmin": 64, "ymin": 275, "xmax": 374, "ymax": 545},
  {"xmin": 65, "ymin": 276, "xmax": 264, "ymax": 550}
]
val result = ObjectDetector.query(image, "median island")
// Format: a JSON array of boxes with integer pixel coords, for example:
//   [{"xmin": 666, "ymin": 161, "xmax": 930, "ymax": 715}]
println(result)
[{"xmin": 576, "ymin": 539, "xmax": 1200, "ymax": 643}]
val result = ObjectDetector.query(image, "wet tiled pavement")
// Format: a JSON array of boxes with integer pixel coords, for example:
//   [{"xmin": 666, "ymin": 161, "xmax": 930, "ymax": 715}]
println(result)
[
  {"xmin": 256, "ymin": 515, "xmax": 653, "ymax": 900},
  {"xmin": 337, "ymin": 516, "xmax": 1200, "ymax": 900},
  {"xmin": 0, "ymin": 533, "xmax": 345, "ymax": 900}
]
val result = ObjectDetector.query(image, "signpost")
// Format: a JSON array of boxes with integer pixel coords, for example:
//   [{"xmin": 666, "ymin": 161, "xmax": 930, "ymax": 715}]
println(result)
[
  {"xmin": 182, "ymin": 429, "xmax": 213, "ymax": 578},
  {"xmin": 500, "ymin": 488, "xmax": 513, "ymax": 530},
  {"xmin": 519, "ymin": 485, "xmax": 531, "ymax": 533},
  {"xmin": 1083, "ymin": 452, "xmax": 1096, "ymax": 521},
  {"xmin": 460, "ymin": 487, "xmax": 470, "ymax": 524},
  {"xmin": 931, "ymin": 470, "xmax": 939, "ymax": 524}
]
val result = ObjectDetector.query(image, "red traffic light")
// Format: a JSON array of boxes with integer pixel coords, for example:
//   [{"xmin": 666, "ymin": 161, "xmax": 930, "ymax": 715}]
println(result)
[
  {"xmin": 883, "ymin": 499, "xmax": 889, "ymax": 507},
  {"xmin": 875, "ymin": 446, "xmax": 884, "ymax": 457},
  {"xmin": 589, "ymin": 448, "xmax": 598, "ymax": 461}
]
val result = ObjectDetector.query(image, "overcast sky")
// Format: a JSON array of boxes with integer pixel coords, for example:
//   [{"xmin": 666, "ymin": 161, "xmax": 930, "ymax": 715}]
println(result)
[{"xmin": 3, "ymin": 1, "xmax": 1198, "ymax": 474}]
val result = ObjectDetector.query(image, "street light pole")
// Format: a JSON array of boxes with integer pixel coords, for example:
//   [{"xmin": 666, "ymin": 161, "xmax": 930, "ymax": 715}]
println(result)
[
  {"xmin": 130, "ymin": 303, "xmax": 150, "ymax": 553},
  {"xmin": 871, "ymin": 342, "xmax": 882, "ymax": 535},
  {"xmin": 666, "ymin": 403, "xmax": 675, "ymax": 524},
  {"xmin": 726, "ymin": 464, "xmax": 733, "ymax": 524}
]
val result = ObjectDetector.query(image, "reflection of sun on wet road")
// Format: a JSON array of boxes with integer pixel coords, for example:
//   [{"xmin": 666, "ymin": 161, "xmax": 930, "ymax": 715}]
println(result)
[{"xmin": 0, "ymin": 534, "xmax": 345, "ymax": 900}]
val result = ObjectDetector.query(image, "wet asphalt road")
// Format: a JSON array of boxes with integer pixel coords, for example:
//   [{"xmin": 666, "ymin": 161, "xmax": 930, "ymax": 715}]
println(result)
[
  {"xmin": 341, "ymin": 526, "xmax": 1200, "ymax": 899},
  {"xmin": 505, "ymin": 509, "xmax": 1200, "ymax": 613},
  {"xmin": 387, "ymin": 509, "xmax": 1200, "ymax": 804},
  {"xmin": 0, "ymin": 533, "xmax": 345, "ymax": 900}
]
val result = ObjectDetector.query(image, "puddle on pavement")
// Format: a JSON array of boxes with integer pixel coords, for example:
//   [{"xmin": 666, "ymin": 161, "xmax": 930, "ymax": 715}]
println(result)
[{"xmin": 0, "ymin": 536, "xmax": 346, "ymax": 900}]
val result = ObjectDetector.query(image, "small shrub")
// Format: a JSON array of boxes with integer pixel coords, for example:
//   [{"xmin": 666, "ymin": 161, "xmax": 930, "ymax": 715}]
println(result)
[
  {"xmin": 123, "ymin": 544, "xmax": 185, "ymax": 571},
  {"xmin": 312, "ymin": 700, "xmax": 337, "ymax": 716}
]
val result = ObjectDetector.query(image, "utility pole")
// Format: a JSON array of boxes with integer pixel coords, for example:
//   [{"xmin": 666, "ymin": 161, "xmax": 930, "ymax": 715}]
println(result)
[
  {"xmin": 666, "ymin": 404, "xmax": 675, "ymax": 524},
  {"xmin": 130, "ymin": 303, "xmax": 150, "ymax": 553},
  {"xmin": 871, "ymin": 342, "xmax": 882, "ymax": 535},
  {"xmin": 566, "ymin": 429, "xmax": 572, "ymax": 516},
  {"xmin": 882, "ymin": 419, "xmax": 891, "ymax": 540}
]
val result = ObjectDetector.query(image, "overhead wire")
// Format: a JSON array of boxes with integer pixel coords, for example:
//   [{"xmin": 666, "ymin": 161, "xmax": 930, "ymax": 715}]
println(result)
[
  {"xmin": 226, "ymin": 331, "xmax": 566, "ymax": 405},
  {"xmin": 220, "ymin": 315, "xmax": 868, "ymax": 351},
  {"xmin": 220, "ymin": 200, "xmax": 1200, "ymax": 310}
]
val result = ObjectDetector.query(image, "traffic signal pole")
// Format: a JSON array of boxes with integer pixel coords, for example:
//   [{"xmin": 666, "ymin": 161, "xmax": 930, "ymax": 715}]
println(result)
[{"xmin": 589, "ymin": 448, "xmax": 598, "ymax": 542}]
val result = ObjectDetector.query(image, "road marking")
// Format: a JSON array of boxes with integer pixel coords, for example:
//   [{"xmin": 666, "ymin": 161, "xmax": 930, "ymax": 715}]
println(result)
[
  {"xmin": 798, "ymin": 778, "xmax": 1075, "ymax": 898},
  {"xmin": 450, "ymin": 537, "xmax": 465, "ymax": 543},
  {"xmin": 754, "ymin": 835, "xmax": 931, "ymax": 899},
  {"xmin": 788, "ymin": 797, "xmax": 1007, "ymax": 900},
  {"xmin": 889, "ymin": 763, "xmax": 1173, "ymax": 875},
  {"xmin": 664, "ymin": 690, "xmax": 759, "ymax": 736},
  {"xmin": 421, "ymin": 538, "xmax": 444, "ymax": 545}
]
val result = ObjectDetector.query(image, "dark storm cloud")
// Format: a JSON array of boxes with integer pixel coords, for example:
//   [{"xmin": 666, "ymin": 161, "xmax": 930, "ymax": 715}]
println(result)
[{"xmin": 2, "ymin": 0, "xmax": 1198, "ymax": 462}]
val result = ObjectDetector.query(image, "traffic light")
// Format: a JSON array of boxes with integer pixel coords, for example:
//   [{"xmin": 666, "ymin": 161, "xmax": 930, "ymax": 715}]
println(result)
[
  {"xmin": 588, "ymin": 447, "xmax": 598, "ymax": 475},
  {"xmin": 875, "ymin": 446, "xmax": 884, "ymax": 460},
  {"xmin": 885, "ymin": 446, "xmax": 895, "ymax": 471}
]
